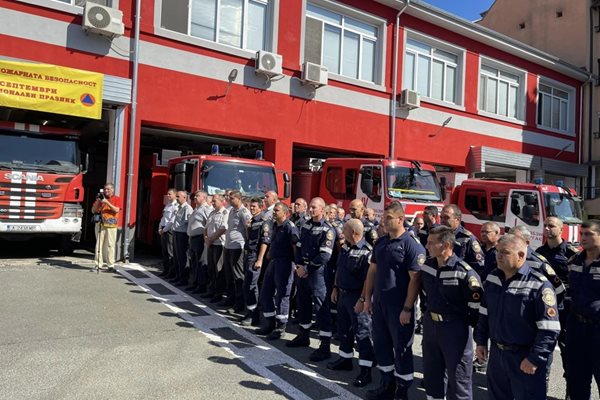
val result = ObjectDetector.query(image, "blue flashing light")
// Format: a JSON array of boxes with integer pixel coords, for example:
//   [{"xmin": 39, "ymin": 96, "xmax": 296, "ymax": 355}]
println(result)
[
  {"xmin": 211, "ymin": 144, "xmax": 220, "ymax": 155},
  {"xmin": 555, "ymin": 180, "xmax": 564, "ymax": 187},
  {"xmin": 255, "ymin": 150, "xmax": 264, "ymax": 160},
  {"xmin": 533, "ymin": 177, "xmax": 543, "ymax": 185}
]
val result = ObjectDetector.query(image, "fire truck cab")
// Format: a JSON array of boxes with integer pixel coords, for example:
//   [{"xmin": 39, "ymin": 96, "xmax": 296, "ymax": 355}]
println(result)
[
  {"xmin": 451, "ymin": 179, "xmax": 583, "ymax": 248},
  {"xmin": 293, "ymin": 158, "xmax": 444, "ymax": 220},
  {"xmin": 168, "ymin": 147, "xmax": 289, "ymax": 202},
  {"xmin": 0, "ymin": 121, "xmax": 85, "ymax": 254}
]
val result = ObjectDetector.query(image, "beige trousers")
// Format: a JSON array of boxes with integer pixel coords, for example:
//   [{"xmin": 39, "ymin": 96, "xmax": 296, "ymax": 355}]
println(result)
[{"xmin": 95, "ymin": 224, "xmax": 117, "ymax": 268}]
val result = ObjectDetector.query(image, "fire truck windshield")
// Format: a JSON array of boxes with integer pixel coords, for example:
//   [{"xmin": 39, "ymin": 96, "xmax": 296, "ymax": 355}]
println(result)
[
  {"xmin": 385, "ymin": 167, "xmax": 442, "ymax": 202},
  {"xmin": 0, "ymin": 132, "xmax": 79, "ymax": 174},
  {"xmin": 201, "ymin": 160, "xmax": 277, "ymax": 197},
  {"xmin": 544, "ymin": 192, "xmax": 583, "ymax": 224}
]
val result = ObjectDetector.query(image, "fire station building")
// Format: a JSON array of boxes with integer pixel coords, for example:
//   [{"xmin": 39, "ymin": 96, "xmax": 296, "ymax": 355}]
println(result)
[{"xmin": 0, "ymin": 0, "xmax": 590, "ymax": 256}]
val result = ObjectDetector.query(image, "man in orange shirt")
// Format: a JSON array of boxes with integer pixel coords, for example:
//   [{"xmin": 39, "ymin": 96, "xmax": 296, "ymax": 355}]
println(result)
[{"xmin": 91, "ymin": 183, "xmax": 121, "ymax": 272}]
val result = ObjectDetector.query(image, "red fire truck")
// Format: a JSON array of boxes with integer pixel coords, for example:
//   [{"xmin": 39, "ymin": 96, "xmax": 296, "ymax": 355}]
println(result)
[
  {"xmin": 0, "ymin": 121, "xmax": 85, "ymax": 254},
  {"xmin": 451, "ymin": 179, "xmax": 583, "ymax": 248},
  {"xmin": 292, "ymin": 158, "xmax": 445, "ymax": 220},
  {"xmin": 169, "ymin": 146, "xmax": 289, "ymax": 202}
]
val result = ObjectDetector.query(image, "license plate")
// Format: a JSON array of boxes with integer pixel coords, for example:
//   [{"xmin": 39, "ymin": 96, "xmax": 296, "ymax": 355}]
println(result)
[{"xmin": 6, "ymin": 225, "xmax": 39, "ymax": 232}]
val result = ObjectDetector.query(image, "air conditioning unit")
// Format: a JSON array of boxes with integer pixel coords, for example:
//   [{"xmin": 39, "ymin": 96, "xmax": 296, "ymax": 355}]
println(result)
[
  {"xmin": 82, "ymin": 2, "xmax": 125, "ymax": 38},
  {"xmin": 301, "ymin": 62, "xmax": 328, "ymax": 87},
  {"xmin": 255, "ymin": 50, "xmax": 283, "ymax": 77},
  {"xmin": 399, "ymin": 89, "xmax": 420, "ymax": 110}
]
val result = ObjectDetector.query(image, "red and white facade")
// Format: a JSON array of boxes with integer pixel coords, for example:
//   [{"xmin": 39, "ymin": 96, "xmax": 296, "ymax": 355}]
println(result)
[{"xmin": 0, "ymin": 0, "xmax": 589, "ymax": 254}]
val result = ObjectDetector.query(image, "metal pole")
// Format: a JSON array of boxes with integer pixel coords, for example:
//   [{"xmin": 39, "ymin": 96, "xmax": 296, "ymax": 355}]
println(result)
[
  {"xmin": 123, "ymin": 0, "xmax": 142, "ymax": 262},
  {"xmin": 390, "ymin": 0, "xmax": 410, "ymax": 159}
]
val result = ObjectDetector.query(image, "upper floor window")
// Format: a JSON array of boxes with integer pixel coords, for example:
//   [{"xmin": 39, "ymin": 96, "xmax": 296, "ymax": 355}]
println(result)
[
  {"xmin": 304, "ymin": 2, "xmax": 382, "ymax": 85},
  {"xmin": 160, "ymin": 0, "xmax": 272, "ymax": 52},
  {"xmin": 479, "ymin": 60, "xmax": 525, "ymax": 121},
  {"xmin": 403, "ymin": 36, "xmax": 462, "ymax": 105},
  {"xmin": 537, "ymin": 81, "xmax": 574, "ymax": 134},
  {"xmin": 16, "ymin": 0, "xmax": 115, "ymax": 12}
]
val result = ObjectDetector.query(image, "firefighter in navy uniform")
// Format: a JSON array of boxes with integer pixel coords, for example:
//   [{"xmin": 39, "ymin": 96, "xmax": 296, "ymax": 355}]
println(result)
[
  {"xmin": 440, "ymin": 205, "xmax": 485, "ymax": 274},
  {"xmin": 509, "ymin": 225, "xmax": 566, "ymax": 305},
  {"xmin": 421, "ymin": 225, "xmax": 483, "ymax": 400},
  {"xmin": 239, "ymin": 197, "xmax": 268, "ymax": 326},
  {"xmin": 536, "ymin": 216, "xmax": 578, "ymax": 399},
  {"xmin": 288, "ymin": 197, "xmax": 336, "ymax": 362},
  {"xmin": 255, "ymin": 202, "xmax": 299, "ymax": 340},
  {"xmin": 348, "ymin": 199, "xmax": 378, "ymax": 245},
  {"xmin": 566, "ymin": 220, "xmax": 600, "ymax": 400},
  {"xmin": 418, "ymin": 205, "xmax": 440, "ymax": 248},
  {"xmin": 475, "ymin": 234, "xmax": 560, "ymax": 400},
  {"xmin": 325, "ymin": 205, "xmax": 345, "ymax": 340},
  {"xmin": 327, "ymin": 219, "xmax": 375, "ymax": 388},
  {"xmin": 360, "ymin": 201, "xmax": 426, "ymax": 400}
]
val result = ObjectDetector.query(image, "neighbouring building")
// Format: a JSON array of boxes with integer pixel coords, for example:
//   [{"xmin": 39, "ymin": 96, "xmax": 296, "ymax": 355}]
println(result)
[
  {"xmin": 479, "ymin": 0, "xmax": 600, "ymax": 213},
  {"xmin": 0, "ymin": 0, "xmax": 590, "ymax": 257}
]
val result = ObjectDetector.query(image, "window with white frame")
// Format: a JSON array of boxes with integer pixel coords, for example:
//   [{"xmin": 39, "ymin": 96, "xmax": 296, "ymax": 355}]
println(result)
[
  {"xmin": 160, "ymin": 0, "xmax": 272, "ymax": 52},
  {"xmin": 403, "ymin": 37, "xmax": 461, "ymax": 104},
  {"xmin": 17, "ymin": 0, "xmax": 113, "ymax": 9},
  {"xmin": 537, "ymin": 82, "xmax": 573, "ymax": 133},
  {"xmin": 304, "ymin": 3, "xmax": 381, "ymax": 84},
  {"xmin": 479, "ymin": 62, "xmax": 524, "ymax": 120}
]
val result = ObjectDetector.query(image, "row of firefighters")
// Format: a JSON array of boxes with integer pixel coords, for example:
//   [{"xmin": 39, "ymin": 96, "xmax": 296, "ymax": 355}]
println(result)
[{"xmin": 155, "ymin": 188, "xmax": 599, "ymax": 400}]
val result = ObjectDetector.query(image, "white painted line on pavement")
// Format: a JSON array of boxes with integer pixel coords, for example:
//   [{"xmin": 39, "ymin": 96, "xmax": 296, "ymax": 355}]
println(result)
[{"xmin": 118, "ymin": 263, "xmax": 361, "ymax": 400}]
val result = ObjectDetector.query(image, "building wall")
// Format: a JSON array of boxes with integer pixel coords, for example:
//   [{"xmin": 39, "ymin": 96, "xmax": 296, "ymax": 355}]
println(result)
[
  {"xmin": 480, "ymin": 0, "xmax": 600, "ymax": 198},
  {"xmin": 0, "ymin": 0, "xmax": 588, "ymax": 230},
  {"xmin": 479, "ymin": 0, "xmax": 587, "ymax": 67}
]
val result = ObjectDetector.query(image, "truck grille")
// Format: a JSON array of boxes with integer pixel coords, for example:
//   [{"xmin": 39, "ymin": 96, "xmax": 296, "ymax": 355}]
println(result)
[{"xmin": 0, "ymin": 174, "xmax": 74, "ymax": 220}]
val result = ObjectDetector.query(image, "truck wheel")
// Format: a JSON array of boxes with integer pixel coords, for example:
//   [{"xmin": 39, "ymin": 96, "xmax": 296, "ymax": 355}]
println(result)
[{"xmin": 58, "ymin": 237, "xmax": 75, "ymax": 256}]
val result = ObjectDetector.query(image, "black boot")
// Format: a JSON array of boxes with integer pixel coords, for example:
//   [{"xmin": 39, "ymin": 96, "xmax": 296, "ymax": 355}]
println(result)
[
  {"xmin": 353, "ymin": 366, "xmax": 372, "ymax": 387},
  {"xmin": 366, "ymin": 374, "xmax": 396, "ymax": 400},
  {"xmin": 309, "ymin": 338, "xmax": 331, "ymax": 361},
  {"xmin": 238, "ymin": 310, "xmax": 253, "ymax": 326},
  {"xmin": 286, "ymin": 327, "xmax": 310, "ymax": 348},
  {"xmin": 327, "ymin": 357, "xmax": 353, "ymax": 371},
  {"xmin": 266, "ymin": 321, "xmax": 286, "ymax": 340},
  {"xmin": 255, "ymin": 317, "xmax": 275, "ymax": 335},
  {"xmin": 394, "ymin": 381, "xmax": 409, "ymax": 400},
  {"xmin": 250, "ymin": 309, "xmax": 261, "ymax": 327}
]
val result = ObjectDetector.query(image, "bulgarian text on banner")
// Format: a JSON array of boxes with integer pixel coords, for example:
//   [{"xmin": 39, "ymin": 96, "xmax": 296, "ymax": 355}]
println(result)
[{"xmin": 0, "ymin": 61, "xmax": 104, "ymax": 119}]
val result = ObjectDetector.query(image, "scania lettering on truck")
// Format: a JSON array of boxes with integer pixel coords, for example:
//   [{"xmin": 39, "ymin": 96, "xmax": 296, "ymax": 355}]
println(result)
[
  {"xmin": 451, "ymin": 179, "xmax": 583, "ymax": 248},
  {"xmin": 292, "ymin": 158, "xmax": 444, "ymax": 220},
  {"xmin": 0, "ymin": 122, "xmax": 85, "ymax": 254}
]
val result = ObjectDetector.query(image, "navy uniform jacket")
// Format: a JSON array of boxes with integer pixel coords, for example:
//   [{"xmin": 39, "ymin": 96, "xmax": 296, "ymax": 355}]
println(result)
[
  {"xmin": 475, "ymin": 263, "xmax": 560, "ymax": 367},
  {"xmin": 264, "ymin": 219, "xmax": 299, "ymax": 260},
  {"xmin": 453, "ymin": 225, "xmax": 485, "ymax": 273},
  {"xmin": 295, "ymin": 218, "xmax": 335, "ymax": 273},
  {"xmin": 335, "ymin": 239, "xmax": 372, "ymax": 292},
  {"xmin": 244, "ymin": 212, "xmax": 267, "ymax": 253},
  {"xmin": 291, "ymin": 212, "xmax": 311, "ymax": 231},
  {"xmin": 567, "ymin": 251, "xmax": 600, "ymax": 320},
  {"xmin": 418, "ymin": 223, "xmax": 440, "ymax": 248},
  {"xmin": 361, "ymin": 217, "xmax": 379, "ymax": 245},
  {"xmin": 536, "ymin": 241, "xmax": 578, "ymax": 289},
  {"xmin": 421, "ymin": 254, "xmax": 483, "ymax": 326},
  {"xmin": 527, "ymin": 248, "xmax": 566, "ymax": 306},
  {"xmin": 371, "ymin": 230, "xmax": 426, "ymax": 306},
  {"xmin": 481, "ymin": 245, "xmax": 497, "ymax": 282}
]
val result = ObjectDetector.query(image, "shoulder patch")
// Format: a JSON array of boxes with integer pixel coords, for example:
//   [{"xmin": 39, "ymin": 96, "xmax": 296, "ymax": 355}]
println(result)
[
  {"xmin": 542, "ymin": 288, "xmax": 556, "ymax": 307},
  {"xmin": 417, "ymin": 254, "xmax": 426, "ymax": 266},
  {"xmin": 468, "ymin": 276, "xmax": 481, "ymax": 290},
  {"xmin": 472, "ymin": 241, "xmax": 481, "ymax": 253},
  {"xmin": 544, "ymin": 264, "xmax": 556, "ymax": 276},
  {"xmin": 370, "ymin": 230, "xmax": 378, "ymax": 240},
  {"xmin": 326, "ymin": 229, "xmax": 335, "ymax": 240}
]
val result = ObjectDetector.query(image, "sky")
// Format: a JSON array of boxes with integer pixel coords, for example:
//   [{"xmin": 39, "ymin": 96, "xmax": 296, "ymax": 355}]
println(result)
[{"xmin": 420, "ymin": 0, "xmax": 496, "ymax": 22}]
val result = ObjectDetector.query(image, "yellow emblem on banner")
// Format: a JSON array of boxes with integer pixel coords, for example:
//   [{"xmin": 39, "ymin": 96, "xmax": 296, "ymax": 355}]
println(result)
[{"xmin": 0, "ymin": 60, "xmax": 103, "ymax": 119}]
